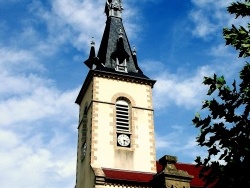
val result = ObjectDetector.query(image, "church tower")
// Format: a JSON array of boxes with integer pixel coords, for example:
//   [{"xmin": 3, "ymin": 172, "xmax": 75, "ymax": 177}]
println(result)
[{"xmin": 75, "ymin": 1, "xmax": 157, "ymax": 187}]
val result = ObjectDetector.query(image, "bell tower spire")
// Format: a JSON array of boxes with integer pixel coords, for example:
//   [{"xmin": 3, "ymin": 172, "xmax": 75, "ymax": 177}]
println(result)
[
  {"xmin": 75, "ymin": 1, "xmax": 156, "ymax": 187},
  {"xmin": 83, "ymin": 0, "xmax": 145, "ymax": 76}
]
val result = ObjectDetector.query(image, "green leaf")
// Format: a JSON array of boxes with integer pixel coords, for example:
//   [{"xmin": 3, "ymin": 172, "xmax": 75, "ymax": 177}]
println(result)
[{"xmin": 192, "ymin": 1, "xmax": 250, "ymax": 187}]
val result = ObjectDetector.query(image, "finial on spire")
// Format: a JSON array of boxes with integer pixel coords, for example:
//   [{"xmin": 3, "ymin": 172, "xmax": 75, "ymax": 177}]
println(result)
[
  {"xmin": 133, "ymin": 46, "xmax": 136, "ymax": 56},
  {"xmin": 88, "ymin": 37, "xmax": 96, "ymax": 61},
  {"xmin": 91, "ymin": 37, "xmax": 95, "ymax": 47},
  {"xmin": 105, "ymin": 0, "xmax": 123, "ymax": 18}
]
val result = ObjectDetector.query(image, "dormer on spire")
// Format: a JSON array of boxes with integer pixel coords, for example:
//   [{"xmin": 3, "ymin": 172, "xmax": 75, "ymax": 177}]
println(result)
[
  {"xmin": 111, "ymin": 28, "xmax": 129, "ymax": 72},
  {"xmin": 105, "ymin": 0, "xmax": 123, "ymax": 18},
  {"xmin": 84, "ymin": 37, "xmax": 100, "ymax": 69}
]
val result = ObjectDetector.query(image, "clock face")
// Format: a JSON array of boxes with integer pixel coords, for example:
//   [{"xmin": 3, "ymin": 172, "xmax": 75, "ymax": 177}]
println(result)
[{"xmin": 117, "ymin": 134, "xmax": 130, "ymax": 147}]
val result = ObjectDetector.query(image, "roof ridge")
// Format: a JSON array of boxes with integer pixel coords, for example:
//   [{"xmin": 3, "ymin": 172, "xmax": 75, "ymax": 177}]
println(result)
[
  {"xmin": 102, "ymin": 167, "xmax": 155, "ymax": 174},
  {"xmin": 176, "ymin": 162, "xmax": 197, "ymax": 165}
]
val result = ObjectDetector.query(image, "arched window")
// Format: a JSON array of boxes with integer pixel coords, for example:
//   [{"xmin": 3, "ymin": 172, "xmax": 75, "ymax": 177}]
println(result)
[{"xmin": 116, "ymin": 99, "xmax": 130, "ymax": 132}]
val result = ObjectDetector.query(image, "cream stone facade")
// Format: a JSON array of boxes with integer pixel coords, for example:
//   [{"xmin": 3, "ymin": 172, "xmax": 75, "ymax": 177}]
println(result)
[
  {"xmin": 75, "ymin": 73, "xmax": 156, "ymax": 188},
  {"xmin": 91, "ymin": 76, "xmax": 156, "ymax": 171}
]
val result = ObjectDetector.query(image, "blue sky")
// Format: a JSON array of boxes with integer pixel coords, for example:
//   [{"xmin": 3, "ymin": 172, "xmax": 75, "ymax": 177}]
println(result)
[{"xmin": 0, "ymin": 0, "xmax": 248, "ymax": 187}]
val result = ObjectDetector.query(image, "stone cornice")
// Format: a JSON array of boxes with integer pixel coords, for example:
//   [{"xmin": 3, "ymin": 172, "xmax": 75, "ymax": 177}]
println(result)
[{"xmin": 75, "ymin": 69, "xmax": 156, "ymax": 105}]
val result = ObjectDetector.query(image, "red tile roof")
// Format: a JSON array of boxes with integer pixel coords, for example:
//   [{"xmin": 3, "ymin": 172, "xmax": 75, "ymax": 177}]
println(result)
[
  {"xmin": 103, "ymin": 162, "xmax": 207, "ymax": 188},
  {"xmin": 156, "ymin": 161, "xmax": 164, "ymax": 172},
  {"xmin": 157, "ymin": 161, "xmax": 206, "ymax": 188},
  {"xmin": 102, "ymin": 168, "xmax": 154, "ymax": 183},
  {"xmin": 175, "ymin": 163, "xmax": 205, "ymax": 188}
]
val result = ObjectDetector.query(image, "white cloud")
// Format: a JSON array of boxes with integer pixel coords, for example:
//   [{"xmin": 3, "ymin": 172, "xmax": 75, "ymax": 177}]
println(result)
[
  {"xmin": 28, "ymin": 0, "xmax": 139, "ymax": 53},
  {"xmin": 191, "ymin": 0, "xmax": 233, "ymax": 8},
  {"xmin": 155, "ymin": 125, "xmax": 183, "ymax": 149},
  {"xmin": 0, "ymin": 37, "xmax": 78, "ymax": 188},
  {"xmin": 189, "ymin": 0, "xmax": 236, "ymax": 39},
  {"xmin": 0, "ymin": 47, "xmax": 44, "ymax": 73},
  {"xmin": 0, "ymin": 1, "xmax": 138, "ymax": 186},
  {"xmin": 153, "ymin": 65, "xmax": 212, "ymax": 110},
  {"xmin": 0, "ymin": 45, "xmax": 79, "ymax": 127},
  {"xmin": 190, "ymin": 0, "xmax": 249, "ymax": 41},
  {"xmin": 0, "ymin": 86, "xmax": 78, "ymax": 126},
  {"xmin": 155, "ymin": 125, "xmax": 185, "ymax": 149},
  {"xmin": 189, "ymin": 10, "xmax": 217, "ymax": 38},
  {"xmin": 209, "ymin": 43, "xmax": 234, "ymax": 57},
  {"xmin": 141, "ymin": 60, "xmax": 167, "ymax": 74},
  {"xmin": 0, "ymin": 128, "xmax": 76, "ymax": 188},
  {"xmin": 0, "ymin": 80, "xmax": 77, "ymax": 187},
  {"xmin": 148, "ymin": 42, "xmax": 244, "ymax": 111},
  {"xmin": 155, "ymin": 125, "xmax": 207, "ymax": 162}
]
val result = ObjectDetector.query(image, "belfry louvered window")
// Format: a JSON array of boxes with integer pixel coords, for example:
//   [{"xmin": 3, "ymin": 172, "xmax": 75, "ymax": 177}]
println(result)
[
  {"xmin": 116, "ymin": 100, "xmax": 130, "ymax": 132},
  {"xmin": 116, "ymin": 58, "xmax": 127, "ymax": 72}
]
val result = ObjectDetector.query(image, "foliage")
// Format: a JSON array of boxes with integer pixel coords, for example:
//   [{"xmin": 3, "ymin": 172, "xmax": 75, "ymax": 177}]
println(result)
[{"xmin": 193, "ymin": 1, "xmax": 250, "ymax": 187}]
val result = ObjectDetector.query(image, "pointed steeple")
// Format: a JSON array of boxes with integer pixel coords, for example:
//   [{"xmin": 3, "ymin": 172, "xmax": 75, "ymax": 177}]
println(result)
[
  {"xmin": 89, "ymin": 37, "xmax": 96, "ymax": 58},
  {"xmin": 84, "ymin": 37, "xmax": 101, "ymax": 69},
  {"xmin": 85, "ymin": 0, "xmax": 145, "ymax": 78},
  {"xmin": 132, "ymin": 46, "xmax": 143, "ymax": 73},
  {"xmin": 76, "ymin": 0, "xmax": 156, "ymax": 105}
]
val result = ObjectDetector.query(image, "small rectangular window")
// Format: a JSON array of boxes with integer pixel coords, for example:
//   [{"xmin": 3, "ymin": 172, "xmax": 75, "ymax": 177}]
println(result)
[{"xmin": 115, "ymin": 59, "xmax": 127, "ymax": 72}]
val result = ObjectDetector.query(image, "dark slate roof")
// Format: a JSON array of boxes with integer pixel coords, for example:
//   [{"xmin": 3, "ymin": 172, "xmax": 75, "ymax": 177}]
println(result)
[
  {"xmin": 97, "ymin": 16, "xmax": 141, "ymax": 74},
  {"xmin": 82, "ymin": 15, "xmax": 147, "ymax": 79},
  {"xmin": 94, "ymin": 65, "xmax": 149, "ymax": 79},
  {"xmin": 84, "ymin": 43, "xmax": 99, "ymax": 69}
]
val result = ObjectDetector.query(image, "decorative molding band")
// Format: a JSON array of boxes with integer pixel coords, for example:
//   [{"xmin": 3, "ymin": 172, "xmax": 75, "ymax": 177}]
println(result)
[
  {"xmin": 91, "ymin": 99, "xmax": 154, "ymax": 111},
  {"xmin": 132, "ymin": 106, "xmax": 154, "ymax": 111}
]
